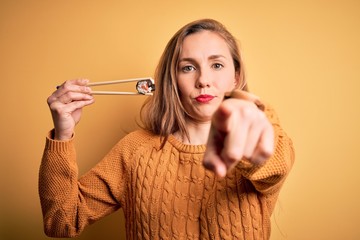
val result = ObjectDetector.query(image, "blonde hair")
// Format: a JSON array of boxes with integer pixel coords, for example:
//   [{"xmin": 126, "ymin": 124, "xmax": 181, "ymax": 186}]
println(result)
[{"xmin": 140, "ymin": 19, "xmax": 247, "ymax": 143}]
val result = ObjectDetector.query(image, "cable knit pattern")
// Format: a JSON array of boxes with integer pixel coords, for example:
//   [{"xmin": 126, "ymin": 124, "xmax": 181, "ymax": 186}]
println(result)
[{"xmin": 39, "ymin": 105, "xmax": 294, "ymax": 239}]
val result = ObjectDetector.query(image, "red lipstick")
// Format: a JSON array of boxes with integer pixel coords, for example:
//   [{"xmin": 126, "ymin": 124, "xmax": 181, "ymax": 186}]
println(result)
[{"xmin": 195, "ymin": 94, "xmax": 215, "ymax": 103}]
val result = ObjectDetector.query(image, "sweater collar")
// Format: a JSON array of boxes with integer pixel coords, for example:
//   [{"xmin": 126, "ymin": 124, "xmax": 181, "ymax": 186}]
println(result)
[{"xmin": 166, "ymin": 134, "xmax": 206, "ymax": 154}]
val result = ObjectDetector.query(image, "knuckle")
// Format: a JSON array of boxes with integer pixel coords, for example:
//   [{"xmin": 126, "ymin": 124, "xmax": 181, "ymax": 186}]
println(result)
[
  {"xmin": 62, "ymin": 84, "xmax": 70, "ymax": 91},
  {"xmin": 49, "ymin": 102, "xmax": 63, "ymax": 114},
  {"xmin": 266, "ymin": 145, "xmax": 275, "ymax": 156},
  {"xmin": 65, "ymin": 91, "xmax": 73, "ymax": 98},
  {"xmin": 258, "ymin": 111, "xmax": 267, "ymax": 121},
  {"xmin": 80, "ymin": 86, "xmax": 88, "ymax": 92},
  {"xmin": 241, "ymin": 106, "xmax": 254, "ymax": 118},
  {"xmin": 239, "ymin": 102, "xmax": 266, "ymax": 119},
  {"xmin": 262, "ymin": 150, "xmax": 273, "ymax": 159},
  {"xmin": 62, "ymin": 80, "xmax": 73, "ymax": 90},
  {"xmin": 223, "ymin": 149, "xmax": 240, "ymax": 165},
  {"xmin": 259, "ymin": 146, "xmax": 274, "ymax": 159},
  {"xmin": 46, "ymin": 96, "xmax": 53, "ymax": 105},
  {"xmin": 64, "ymin": 91, "xmax": 76, "ymax": 101}
]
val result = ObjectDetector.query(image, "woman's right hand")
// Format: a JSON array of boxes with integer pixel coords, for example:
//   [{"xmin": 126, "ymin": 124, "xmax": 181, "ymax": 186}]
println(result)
[{"xmin": 47, "ymin": 79, "xmax": 95, "ymax": 140}]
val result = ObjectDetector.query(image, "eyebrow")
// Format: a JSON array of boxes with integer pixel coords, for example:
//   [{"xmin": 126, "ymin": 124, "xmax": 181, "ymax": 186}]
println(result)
[{"xmin": 179, "ymin": 54, "xmax": 227, "ymax": 63}]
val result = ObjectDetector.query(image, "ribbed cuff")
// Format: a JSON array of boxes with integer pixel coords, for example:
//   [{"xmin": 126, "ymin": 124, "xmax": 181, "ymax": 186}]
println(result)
[{"xmin": 45, "ymin": 129, "xmax": 75, "ymax": 152}]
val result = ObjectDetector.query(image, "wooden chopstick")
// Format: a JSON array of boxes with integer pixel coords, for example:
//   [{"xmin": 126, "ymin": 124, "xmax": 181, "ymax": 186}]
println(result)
[
  {"xmin": 87, "ymin": 77, "xmax": 154, "ymax": 87},
  {"xmin": 86, "ymin": 77, "xmax": 154, "ymax": 95},
  {"xmin": 91, "ymin": 91, "xmax": 153, "ymax": 96}
]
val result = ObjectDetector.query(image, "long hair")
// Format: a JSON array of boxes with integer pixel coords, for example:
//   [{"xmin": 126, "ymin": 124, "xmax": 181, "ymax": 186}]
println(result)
[{"xmin": 140, "ymin": 19, "xmax": 247, "ymax": 144}]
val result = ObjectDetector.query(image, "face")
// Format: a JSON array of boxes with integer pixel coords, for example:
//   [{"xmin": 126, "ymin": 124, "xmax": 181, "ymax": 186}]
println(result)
[{"xmin": 176, "ymin": 30, "xmax": 239, "ymax": 123}]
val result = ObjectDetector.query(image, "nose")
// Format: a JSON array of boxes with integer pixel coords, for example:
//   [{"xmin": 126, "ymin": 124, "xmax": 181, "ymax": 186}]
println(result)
[{"xmin": 196, "ymin": 68, "xmax": 211, "ymax": 88}]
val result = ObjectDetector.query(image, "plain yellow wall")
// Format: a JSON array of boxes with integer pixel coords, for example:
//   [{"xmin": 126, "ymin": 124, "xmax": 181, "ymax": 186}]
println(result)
[{"xmin": 1, "ymin": 1, "xmax": 359, "ymax": 239}]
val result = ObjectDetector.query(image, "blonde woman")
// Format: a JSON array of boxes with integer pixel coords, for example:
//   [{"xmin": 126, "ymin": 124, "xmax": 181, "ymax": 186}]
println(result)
[{"xmin": 40, "ymin": 19, "xmax": 294, "ymax": 239}]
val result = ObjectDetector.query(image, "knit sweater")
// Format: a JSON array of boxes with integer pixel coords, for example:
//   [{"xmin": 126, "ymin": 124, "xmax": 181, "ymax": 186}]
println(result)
[{"xmin": 39, "ymin": 105, "xmax": 294, "ymax": 240}]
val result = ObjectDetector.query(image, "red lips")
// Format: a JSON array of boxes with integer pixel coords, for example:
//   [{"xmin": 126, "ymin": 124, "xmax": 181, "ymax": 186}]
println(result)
[{"xmin": 195, "ymin": 94, "xmax": 215, "ymax": 103}]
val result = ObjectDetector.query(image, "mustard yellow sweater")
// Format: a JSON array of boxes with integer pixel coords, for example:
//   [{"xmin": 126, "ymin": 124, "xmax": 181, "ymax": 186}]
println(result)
[{"xmin": 39, "ymin": 105, "xmax": 294, "ymax": 240}]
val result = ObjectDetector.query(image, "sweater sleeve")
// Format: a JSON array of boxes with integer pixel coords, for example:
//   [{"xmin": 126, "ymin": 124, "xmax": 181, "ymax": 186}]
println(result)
[
  {"xmin": 236, "ymin": 103, "xmax": 295, "ymax": 195},
  {"xmin": 38, "ymin": 131, "xmax": 127, "ymax": 237}
]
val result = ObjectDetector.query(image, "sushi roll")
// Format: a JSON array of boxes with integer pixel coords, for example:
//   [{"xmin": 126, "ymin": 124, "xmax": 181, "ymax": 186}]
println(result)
[{"xmin": 136, "ymin": 79, "xmax": 155, "ymax": 95}]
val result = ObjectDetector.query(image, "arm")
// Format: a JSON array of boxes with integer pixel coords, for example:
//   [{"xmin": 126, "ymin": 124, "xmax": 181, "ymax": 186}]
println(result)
[
  {"xmin": 203, "ymin": 90, "xmax": 294, "ymax": 193},
  {"xmin": 39, "ymin": 132, "xmax": 125, "ymax": 237},
  {"xmin": 234, "ymin": 104, "xmax": 294, "ymax": 194},
  {"xmin": 39, "ymin": 79, "xmax": 122, "ymax": 237}
]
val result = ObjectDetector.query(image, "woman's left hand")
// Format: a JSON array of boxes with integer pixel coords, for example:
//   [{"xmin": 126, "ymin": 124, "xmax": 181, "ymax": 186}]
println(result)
[{"xmin": 203, "ymin": 95, "xmax": 274, "ymax": 177}]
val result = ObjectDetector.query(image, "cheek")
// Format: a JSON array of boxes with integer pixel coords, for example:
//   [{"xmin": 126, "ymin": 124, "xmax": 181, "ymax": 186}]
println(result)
[
  {"xmin": 225, "ymin": 72, "xmax": 237, "ymax": 90},
  {"xmin": 177, "ymin": 78, "xmax": 192, "ymax": 96},
  {"xmin": 177, "ymin": 82, "xmax": 185, "ymax": 96},
  {"xmin": 215, "ymin": 76, "xmax": 236, "ymax": 91},
  {"xmin": 225, "ymin": 80, "xmax": 236, "ymax": 90}
]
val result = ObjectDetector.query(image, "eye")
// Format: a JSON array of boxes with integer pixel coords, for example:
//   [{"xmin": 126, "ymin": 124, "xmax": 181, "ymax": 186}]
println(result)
[
  {"xmin": 181, "ymin": 65, "xmax": 196, "ymax": 73},
  {"xmin": 212, "ymin": 63, "xmax": 224, "ymax": 70}
]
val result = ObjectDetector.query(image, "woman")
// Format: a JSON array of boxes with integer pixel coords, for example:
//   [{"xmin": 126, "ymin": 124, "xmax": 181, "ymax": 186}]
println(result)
[{"xmin": 40, "ymin": 19, "xmax": 294, "ymax": 239}]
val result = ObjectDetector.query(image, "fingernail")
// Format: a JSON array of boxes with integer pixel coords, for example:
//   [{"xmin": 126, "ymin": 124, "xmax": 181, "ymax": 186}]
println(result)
[{"xmin": 85, "ymin": 94, "xmax": 93, "ymax": 99}]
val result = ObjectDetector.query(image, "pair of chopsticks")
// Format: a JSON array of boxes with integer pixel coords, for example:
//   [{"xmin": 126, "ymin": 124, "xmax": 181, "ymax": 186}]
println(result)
[{"xmin": 87, "ymin": 77, "xmax": 154, "ymax": 95}]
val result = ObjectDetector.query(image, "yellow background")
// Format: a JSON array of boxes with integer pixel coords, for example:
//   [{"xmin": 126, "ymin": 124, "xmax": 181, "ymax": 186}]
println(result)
[{"xmin": 1, "ymin": 1, "xmax": 359, "ymax": 239}]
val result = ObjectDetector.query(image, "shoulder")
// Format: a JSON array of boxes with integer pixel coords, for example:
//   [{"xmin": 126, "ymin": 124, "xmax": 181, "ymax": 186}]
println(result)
[
  {"xmin": 111, "ymin": 129, "xmax": 161, "ymax": 158},
  {"xmin": 120, "ymin": 129, "xmax": 159, "ymax": 146},
  {"xmin": 263, "ymin": 102, "xmax": 281, "ymax": 126}
]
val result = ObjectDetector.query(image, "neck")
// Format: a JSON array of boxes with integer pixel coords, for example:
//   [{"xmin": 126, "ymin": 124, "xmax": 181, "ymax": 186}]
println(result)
[{"xmin": 174, "ymin": 119, "xmax": 211, "ymax": 145}]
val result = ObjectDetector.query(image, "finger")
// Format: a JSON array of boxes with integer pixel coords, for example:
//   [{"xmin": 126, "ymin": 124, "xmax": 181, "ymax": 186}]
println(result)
[
  {"xmin": 48, "ymin": 87, "xmax": 92, "ymax": 107},
  {"xmin": 210, "ymin": 101, "xmax": 233, "ymax": 132},
  {"xmin": 58, "ymin": 78, "xmax": 90, "ymax": 88},
  {"xmin": 49, "ymin": 96, "xmax": 95, "ymax": 113},
  {"xmin": 65, "ymin": 98, "xmax": 95, "ymax": 112},
  {"xmin": 57, "ymin": 91, "xmax": 94, "ymax": 104},
  {"xmin": 54, "ymin": 79, "xmax": 91, "ymax": 98},
  {"xmin": 203, "ymin": 128, "xmax": 226, "ymax": 177},
  {"xmin": 203, "ymin": 129, "xmax": 228, "ymax": 177},
  {"xmin": 219, "ymin": 101, "xmax": 260, "ymax": 168},
  {"xmin": 251, "ymin": 122, "xmax": 274, "ymax": 165},
  {"xmin": 211, "ymin": 99, "xmax": 249, "ymax": 169},
  {"xmin": 221, "ymin": 114, "xmax": 249, "ymax": 169},
  {"xmin": 203, "ymin": 153, "xmax": 227, "ymax": 178},
  {"xmin": 50, "ymin": 99, "xmax": 95, "ymax": 125}
]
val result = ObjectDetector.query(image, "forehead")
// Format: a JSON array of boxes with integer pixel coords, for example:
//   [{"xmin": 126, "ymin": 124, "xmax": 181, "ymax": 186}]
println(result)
[{"xmin": 180, "ymin": 30, "xmax": 231, "ymax": 58}]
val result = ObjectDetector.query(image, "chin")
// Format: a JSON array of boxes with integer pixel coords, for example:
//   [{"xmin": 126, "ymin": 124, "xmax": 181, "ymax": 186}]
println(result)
[
  {"xmin": 192, "ymin": 111, "xmax": 215, "ymax": 123},
  {"xmin": 185, "ymin": 103, "xmax": 218, "ymax": 121}
]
